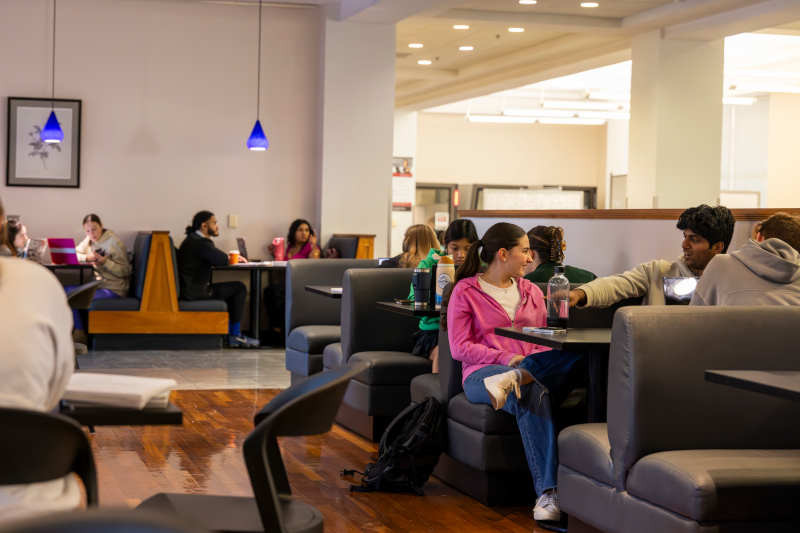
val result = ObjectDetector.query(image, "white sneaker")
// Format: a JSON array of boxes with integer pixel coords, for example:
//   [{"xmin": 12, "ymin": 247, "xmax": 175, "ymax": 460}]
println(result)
[
  {"xmin": 483, "ymin": 370, "xmax": 521, "ymax": 410},
  {"xmin": 533, "ymin": 490, "xmax": 561, "ymax": 522}
]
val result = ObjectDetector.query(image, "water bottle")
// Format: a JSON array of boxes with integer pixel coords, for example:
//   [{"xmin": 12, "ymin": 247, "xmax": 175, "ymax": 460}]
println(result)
[
  {"xmin": 547, "ymin": 266, "xmax": 569, "ymax": 329},
  {"xmin": 435, "ymin": 255, "xmax": 455, "ymax": 308},
  {"xmin": 272, "ymin": 237, "xmax": 285, "ymax": 261}
]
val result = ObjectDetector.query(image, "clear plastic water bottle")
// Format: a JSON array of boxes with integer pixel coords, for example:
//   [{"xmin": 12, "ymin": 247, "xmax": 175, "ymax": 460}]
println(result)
[{"xmin": 547, "ymin": 266, "xmax": 569, "ymax": 329}]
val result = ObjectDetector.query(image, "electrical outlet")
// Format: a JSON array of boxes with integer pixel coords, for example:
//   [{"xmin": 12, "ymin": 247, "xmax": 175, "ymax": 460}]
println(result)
[{"xmin": 228, "ymin": 214, "xmax": 238, "ymax": 228}]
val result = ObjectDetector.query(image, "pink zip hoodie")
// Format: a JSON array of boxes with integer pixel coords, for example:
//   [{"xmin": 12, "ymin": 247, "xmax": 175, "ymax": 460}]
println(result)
[{"xmin": 447, "ymin": 273, "xmax": 550, "ymax": 384}]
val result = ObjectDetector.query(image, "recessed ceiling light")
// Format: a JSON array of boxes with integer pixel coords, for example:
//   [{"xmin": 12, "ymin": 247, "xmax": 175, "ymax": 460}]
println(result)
[
  {"xmin": 408, "ymin": 44, "xmax": 423, "ymax": 48},
  {"xmin": 581, "ymin": 2, "xmax": 599, "ymax": 6},
  {"xmin": 418, "ymin": 60, "xmax": 432, "ymax": 65},
  {"xmin": 519, "ymin": 0, "xmax": 537, "ymax": 3},
  {"xmin": 508, "ymin": 28, "xmax": 525, "ymax": 32},
  {"xmin": 459, "ymin": 46, "xmax": 474, "ymax": 51},
  {"xmin": 453, "ymin": 25, "xmax": 469, "ymax": 30}
]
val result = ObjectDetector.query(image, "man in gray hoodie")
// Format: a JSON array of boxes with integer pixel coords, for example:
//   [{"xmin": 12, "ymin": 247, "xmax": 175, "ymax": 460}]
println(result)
[{"xmin": 691, "ymin": 212, "xmax": 800, "ymax": 306}]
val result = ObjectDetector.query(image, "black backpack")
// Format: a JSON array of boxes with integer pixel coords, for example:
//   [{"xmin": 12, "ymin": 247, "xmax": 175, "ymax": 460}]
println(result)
[{"xmin": 342, "ymin": 397, "xmax": 446, "ymax": 495}]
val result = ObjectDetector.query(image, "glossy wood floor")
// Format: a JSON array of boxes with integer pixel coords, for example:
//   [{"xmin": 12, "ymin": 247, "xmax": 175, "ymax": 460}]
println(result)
[{"xmin": 90, "ymin": 389, "xmax": 547, "ymax": 533}]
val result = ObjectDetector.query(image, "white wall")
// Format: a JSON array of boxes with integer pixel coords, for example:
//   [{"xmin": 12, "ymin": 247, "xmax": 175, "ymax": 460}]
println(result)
[
  {"xmin": 391, "ymin": 110, "xmax": 417, "ymax": 256},
  {"xmin": 0, "ymin": 0, "xmax": 320, "ymax": 258},
  {"xmin": 605, "ymin": 119, "xmax": 629, "ymax": 208},
  {"xmin": 415, "ymin": 113, "xmax": 607, "ymax": 209},
  {"xmin": 317, "ymin": 16, "xmax": 395, "ymax": 256},
  {"xmin": 767, "ymin": 93, "xmax": 800, "ymax": 208}
]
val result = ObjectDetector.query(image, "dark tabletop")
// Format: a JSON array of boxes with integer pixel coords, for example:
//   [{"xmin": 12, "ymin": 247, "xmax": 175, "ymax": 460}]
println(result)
[
  {"xmin": 59, "ymin": 401, "xmax": 183, "ymax": 426},
  {"xmin": 377, "ymin": 301, "xmax": 440, "ymax": 317},
  {"xmin": 43, "ymin": 263, "xmax": 95, "ymax": 269},
  {"xmin": 306, "ymin": 286, "xmax": 342, "ymax": 298},
  {"xmin": 705, "ymin": 370, "xmax": 800, "ymax": 403},
  {"xmin": 495, "ymin": 327, "xmax": 612, "ymax": 351},
  {"xmin": 213, "ymin": 263, "xmax": 286, "ymax": 270}
]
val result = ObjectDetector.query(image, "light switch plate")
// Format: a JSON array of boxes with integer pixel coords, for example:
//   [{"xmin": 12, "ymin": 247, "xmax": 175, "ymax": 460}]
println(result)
[{"xmin": 228, "ymin": 214, "xmax": 238, "ymax": 228}]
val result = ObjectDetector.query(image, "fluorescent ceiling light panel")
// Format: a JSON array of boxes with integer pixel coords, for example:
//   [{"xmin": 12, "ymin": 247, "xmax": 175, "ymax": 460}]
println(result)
[
  {"xmin": 508, "ymin": 28, "xmax": 525, "ymax": 32},
  {"xmin": 578, "ymin": 111, "xmax": 630, "ymax": 120},
  {"xmin": 418, "ymin": 60, "xmax": 432, "ymax": 65},
  {"xmin": 519, "ymin": 0, "xmax": 537, "ymax": 3},
  {"xmin": 543, "ymin": 100, "xmax": 622, "ymax": 110},
  {"xmin": 588, "ymin": 92, "xmax": 631, "ymax": 101},
  {"xmin": 724, "ymin": 69, "xmax": 800, "ymax": 79},
  {"xmin": 540, "ymin": 118, "xmax": 606, "ymax": 125},
  {"xmin": 408, "ymin": 44, "xmax": 423, "ymax": 48},
  {"xmin": 732, "ymin": 84, "xmax": 800, "ymax": 93},
  {"xmin": 453, "ymin": 25, "xmax": 469, "ymax": 29},
  {"xmin": 459, "ymin": 46, "xmax": 474, "ymax": 51},
  {"xmin": 723, "ymin": 97, "xmax": 757, "ymax": 105},
  {"xmin": 468, "ymin": 115, "xmax": 537, "ymax": 123},
  {"xmin": 581, "ymin": 2, "xmax": 599, "ymax": 6},
  {"xmin": 504, "ymin": 109, "xmax": 575, "ymax": 118}
]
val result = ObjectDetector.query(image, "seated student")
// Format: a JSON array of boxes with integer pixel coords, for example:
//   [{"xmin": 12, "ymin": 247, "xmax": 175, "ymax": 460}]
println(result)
[
  {"xmin": 264, "ymin": 219, "xmax": 321, "ymax": 345},
  {"xmin": 67, "ymin": 215, "xmax": 131, "ymax": 340},
  {"xmin": 523, "ymin": 226, "xmax": 596, "ymax": 283},
  {"xmin": 379, "ymin": 224, "xmax": 440, "ymax": 268},
  {"xmin": 569, "ymin": 205, "xmax": 735, "ymax": 307},
  {"xmin": 0, "ymin": 219, "xmax": 27, "ymax": 257},
  {"xmin": 178, "ymin": 211, "xmax": 259, "ymax": 348},
  {"xmin": 446, "ymin": 222, "xmax": 587, "ymax": 522},
  {"xmin": 0, "ymin": 197, "xmax": 77, "ymax": 523},
  {"xmin": 692, "ymin": 212, "xmax": 800, "ymax": 306},
  {"xmin": 406, "ymin": 219, "xmax": 477, "ymax": 372}
]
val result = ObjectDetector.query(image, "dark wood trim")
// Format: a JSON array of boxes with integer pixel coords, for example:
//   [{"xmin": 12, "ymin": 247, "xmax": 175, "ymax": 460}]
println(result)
[{"xmin": 459, "ymin": 208, "xmax": 800, "ymax": 221}]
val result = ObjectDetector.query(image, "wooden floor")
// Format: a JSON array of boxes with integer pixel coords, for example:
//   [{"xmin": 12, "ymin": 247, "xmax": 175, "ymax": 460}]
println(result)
[{"xmin": 90, "ymin": 389, "xmax": 547, "ymax": 533}]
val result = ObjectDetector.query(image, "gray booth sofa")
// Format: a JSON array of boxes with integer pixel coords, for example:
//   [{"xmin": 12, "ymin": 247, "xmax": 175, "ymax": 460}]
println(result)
[
  {"xmin": 285, "ymin": 259, "xmax": 377, "ymax": 384},
  {"xmin": 323, "ymin": 268, "xmax": 430, "ymax": 441},
  {"xmin": 410, "ymin": 283, "xmax": 642, "ymax": 506},
  {"xmin": 559, "ymin": 306, "xmax": 800, "ymax": 533}
]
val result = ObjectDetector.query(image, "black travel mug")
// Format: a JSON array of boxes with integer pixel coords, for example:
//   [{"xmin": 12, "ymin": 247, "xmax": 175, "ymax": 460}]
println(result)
[{"xmin": 412, "ymin": 268, "xmax": 432, "ymax": 307}]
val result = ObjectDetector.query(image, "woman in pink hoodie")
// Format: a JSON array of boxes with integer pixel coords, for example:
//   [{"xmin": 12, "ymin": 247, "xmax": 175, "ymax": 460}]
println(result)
[{"xmin": 445, "ymin": 222, "xmax": 587, "ymax": 523}]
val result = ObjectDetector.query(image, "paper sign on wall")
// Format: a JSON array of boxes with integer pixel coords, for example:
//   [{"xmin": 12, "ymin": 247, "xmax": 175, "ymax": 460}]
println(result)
[{"xmin": 434, "ymin": 212, "xmax": 449, "ymax": 230}]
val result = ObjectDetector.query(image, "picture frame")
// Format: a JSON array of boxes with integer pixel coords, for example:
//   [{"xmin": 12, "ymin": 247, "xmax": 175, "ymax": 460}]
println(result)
[{"xmin": 6, "ymin": 97, "xmax": 81, "ymax": 188}]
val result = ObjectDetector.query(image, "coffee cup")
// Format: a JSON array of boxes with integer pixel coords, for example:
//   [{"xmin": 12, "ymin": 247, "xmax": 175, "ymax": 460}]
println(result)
[
  {"xmin": 412, "ymin": 268, "xmax": 432, "ymax": 307},
  {"xmin": 229, "ymin": 250, "xmax": 240, "ymax": 265}
]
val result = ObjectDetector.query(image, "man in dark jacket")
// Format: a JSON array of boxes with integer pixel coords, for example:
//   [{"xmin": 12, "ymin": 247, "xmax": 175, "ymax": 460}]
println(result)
[{"xmin": 178, "ymin": 211, "xmax": 258, "ymax": 348}]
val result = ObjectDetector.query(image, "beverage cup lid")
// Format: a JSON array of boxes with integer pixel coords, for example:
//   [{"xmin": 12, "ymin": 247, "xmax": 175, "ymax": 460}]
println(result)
[
  {"xmin": 230, "ymin": 250, "xmax": 239, "ymax": 254},
  {"xmin": 554, "ymin": 265, "xmax": 565, "ymax": 274}
]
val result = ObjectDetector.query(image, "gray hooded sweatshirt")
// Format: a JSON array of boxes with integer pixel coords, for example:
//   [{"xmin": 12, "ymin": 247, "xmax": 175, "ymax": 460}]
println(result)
[{"xmin": 691, "ymin": 238, "xmax": 800, "ymax": 306}]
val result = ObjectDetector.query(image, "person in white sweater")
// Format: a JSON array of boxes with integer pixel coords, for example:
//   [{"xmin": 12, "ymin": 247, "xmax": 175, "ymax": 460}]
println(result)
[
  {"xmin": 0, "ymin": 199, "xmax": 79, "ymax": 523},
  {"xmin": 569, "ymin": 205, "xmax": 736, "ymax": 308}
]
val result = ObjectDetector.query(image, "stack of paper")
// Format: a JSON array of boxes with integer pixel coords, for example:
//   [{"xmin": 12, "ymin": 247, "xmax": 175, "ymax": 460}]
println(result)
[
  {"xmin": 331, "ymin": 287, "xmax": 343, "ymax": 294},
  {"xmin": 64, "ymin": 373, "xmax": 177, "ymax": 410}
]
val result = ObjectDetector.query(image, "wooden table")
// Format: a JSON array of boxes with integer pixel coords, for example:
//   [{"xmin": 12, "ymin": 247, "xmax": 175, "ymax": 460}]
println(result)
[
  {"xmin": 305, "ymin": 286, "xmax": 342, "ymax": 299},
  {"xmin": 212, "ymin": 263, "xmax": 287, "ymax": 342},
  {"xmin": 706, "ymin": 370, "xmax": 800, "ymax": 402},
  {"xmin": 60, "ymin": 401, "xmax": 183, "ymax": 427},
  {"xmin": 495, "ymin": 327, "xmax": 612, "ymax": 423},
  {"xmin": 377, "ymin": 301, "xmax": 440, "ymax": 317},
  {"xmin": 44, "ymin": 263, "xmax": 96, "ymax": 285}
]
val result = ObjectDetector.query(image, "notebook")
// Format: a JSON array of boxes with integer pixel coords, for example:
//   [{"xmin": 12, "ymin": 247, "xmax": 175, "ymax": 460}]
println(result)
[
  {"xmin": 64, "ymin": 373, "xmax": 177, "ymax": 410},
  {"xmin": 47, "ymin": 238, "xmax": 80, "ymax": 265}
]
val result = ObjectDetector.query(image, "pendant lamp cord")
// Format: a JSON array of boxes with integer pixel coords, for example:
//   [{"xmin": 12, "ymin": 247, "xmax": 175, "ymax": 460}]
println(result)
[
  {"xmin": 256, "ymin": 0, "xmax": 262, "ymax": 119},
  {"xmin": 51, "ymin": 0, "xmax": 57, "ymax": 110}
]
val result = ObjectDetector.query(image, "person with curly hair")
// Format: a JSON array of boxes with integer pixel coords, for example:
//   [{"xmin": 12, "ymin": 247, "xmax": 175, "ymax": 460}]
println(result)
[
  {"xmin": 523, "ymin": 226, "xmax": 596, "ymax": 284},
  {"xmin": 569, "ymin": 205, "xmax": 735, "ymax": 307}
]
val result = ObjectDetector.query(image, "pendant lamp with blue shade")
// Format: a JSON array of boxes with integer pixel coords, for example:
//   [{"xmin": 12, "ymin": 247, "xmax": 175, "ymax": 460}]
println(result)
[
  {"xmin": 247, "ymin": 0, "xmax": 268, "ymax": 151},
  {"xmin": 42, "ymin": 0, "xmax": 63, "ymax": 144}
]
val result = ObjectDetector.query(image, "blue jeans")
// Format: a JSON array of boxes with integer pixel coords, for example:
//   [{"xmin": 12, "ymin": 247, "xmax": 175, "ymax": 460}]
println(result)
[
  {"xmin": 463, "ymin": 350, "xmax": 587, "ymax": 496},
  {"xmin": 64, "ymin": 286, "xmax": 121, "ymax": 331}
]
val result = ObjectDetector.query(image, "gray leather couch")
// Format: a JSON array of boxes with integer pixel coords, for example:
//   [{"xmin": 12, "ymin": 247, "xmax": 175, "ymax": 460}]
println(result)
[
  {"xmin": 324, "ymin": 268, "xmax": 430, "ymax": 441},
  {"xmin": 410, "ymin": 283, "xmax": 642, "ymax": 506},
  {"xmin": 285, "ymin": 259, "xmax": 376, "ymax": 383},
  {"xmin": 559, "ymin": 306, "xmax": 800, "ymax": 533}
]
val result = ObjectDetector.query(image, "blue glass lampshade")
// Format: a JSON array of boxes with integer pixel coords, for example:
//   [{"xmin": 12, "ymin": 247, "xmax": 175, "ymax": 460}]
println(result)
[
  {"xmin": 247, "ymin": 120, "xmax": 268, "ymax": 151},
  {"xmin": 41, "ymin": 110, "xmax": 64, "ymax": 143}
]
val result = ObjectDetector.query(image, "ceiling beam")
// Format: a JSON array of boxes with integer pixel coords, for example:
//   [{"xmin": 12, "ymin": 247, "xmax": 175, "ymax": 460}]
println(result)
[
  {"xmin": 664, "ymin": 0, "xmax": 800, "ymax": 40},
  {"xmin": 341, "ymin": 0, "xmax": 465, "ymax": 24},
  {"xmin": 396, "ymin": 67, "xmax": 458, "ymax": 80},
  {"xmin": 434, "ymin": 9, "xmax": 622, "ymax": 34}
]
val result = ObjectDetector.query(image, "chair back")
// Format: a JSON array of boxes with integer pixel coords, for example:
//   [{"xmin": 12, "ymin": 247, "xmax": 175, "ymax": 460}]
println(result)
[
  {"xmin": 0, "ymin": 509, "xmax": 211, "ymax": 533},
  {"xmin": 0, "ymin": 407, "xmax": 97, "ymax": 505},
  {"xmin": 246, "ymin": 362, "xmax": 369, "ymax": 533},
  {"xmin": 66, "ymin": 279, "xmax": 105, "ymax": 310},
  {"xmin": 132, "ymin": 233, "xmax": 152, "ymax": 300},
  {"xmin": 323, "ymin": 237, "xmax": 359, "ymax": 259},
  {"xmin": 438, "ymin": 283, "xmax": 463, "ymax": 404},
  {"xmin": 285, "ymin": 259, "xmax": 377, "ymax": 336},
  {"xmin": 340, "ymin": 269, "xmax": 418, "ymax": 363},
  {"xmin": 607, "ymin": 306, "xmax": 800, "ymax": 491}
]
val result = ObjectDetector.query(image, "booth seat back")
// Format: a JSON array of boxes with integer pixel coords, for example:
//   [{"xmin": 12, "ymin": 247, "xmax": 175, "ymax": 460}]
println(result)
[
  {"xmin": 285, "ymin": 259, "xmax": 376, "ymax": 335},
  {"xmin": 132, "ymin": 233, "xmax": 152, "ymax": 300},
  {"xmin": 340, "ymin": 268, "xmax": 418, "ymax": 363},
  {"xmin": 608, "ymin": 306, "xmax": 800, "ymax": 491}
]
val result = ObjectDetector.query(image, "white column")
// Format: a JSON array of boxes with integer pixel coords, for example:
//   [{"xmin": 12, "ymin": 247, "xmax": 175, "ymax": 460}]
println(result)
[
  {"xmin": 317, "ymin": 12, "xmax": 396, "ymax": 255},
  {"xmin": 390, "ymin": 110, "xmax": 417, "ymax": 256},
  {"xmin": 627, "ymin": 30, "xmax": 724, "ymax": 209}
]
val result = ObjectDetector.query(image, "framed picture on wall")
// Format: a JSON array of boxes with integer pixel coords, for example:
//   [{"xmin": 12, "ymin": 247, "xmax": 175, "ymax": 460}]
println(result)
[{"xmin": 6, "ymin": 97, "xmax": 81, "ymax": 188}]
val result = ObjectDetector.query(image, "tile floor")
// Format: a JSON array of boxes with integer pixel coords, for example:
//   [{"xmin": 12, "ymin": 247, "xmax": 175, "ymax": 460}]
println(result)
[{"xmin": 76, "ymin": 348, "xmax": 290, "ymax": 390}]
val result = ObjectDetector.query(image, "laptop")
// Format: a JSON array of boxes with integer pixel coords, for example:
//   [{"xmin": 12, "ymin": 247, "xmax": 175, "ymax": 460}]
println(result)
[
  {"xmin": 236, "ymin": 237, "xmax": 250, "ymax": 262},
  {"xmin": 47, "ymin": 238, "xmax": 84, "ymax": 265},
  {"xmin": 26, "ymin": 239, "xmax": 48, "ymax": 264},
  {"xmin": 662, "ymin": 277, "xmax": 699, "ymax": 306}
]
